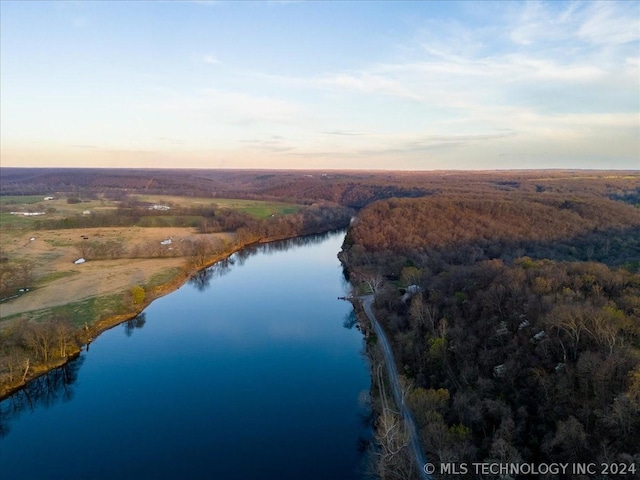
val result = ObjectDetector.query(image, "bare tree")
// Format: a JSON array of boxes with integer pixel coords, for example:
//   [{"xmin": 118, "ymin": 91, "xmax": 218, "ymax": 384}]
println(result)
[
  {"xmin": 409, "ymin": 294, "xmax": 438, "ymax": 333},
  {"xmin": 371, "ymin": 363, "xmax": 415, "ymax": 480},
  {"xmin": 23, "ymin": 322, "xmax": 55, "ymax": 363},
  {"xmin": 52, "ymin": 318, "xmax": 76, "ymax": 358},
  {"xmin": 354, "ymin": 270, "xmax": 384, "ymax": 301}
]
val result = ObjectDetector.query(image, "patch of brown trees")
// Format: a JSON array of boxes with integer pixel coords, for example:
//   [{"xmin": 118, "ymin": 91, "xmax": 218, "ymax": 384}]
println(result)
[{"xmin": 342, "ymin": 192, "xmax": 640, "ymax": 477}]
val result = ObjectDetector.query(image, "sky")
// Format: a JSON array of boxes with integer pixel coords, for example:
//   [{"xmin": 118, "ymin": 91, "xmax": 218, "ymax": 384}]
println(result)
[{"xmin": 1, "ymin": 0, "xmax": 638, "ymax": 170}]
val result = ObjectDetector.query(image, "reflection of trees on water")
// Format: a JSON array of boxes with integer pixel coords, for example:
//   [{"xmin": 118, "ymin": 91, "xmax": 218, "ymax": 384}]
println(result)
[
  {"xmin": 188, "ymin": 268, "xmax": 215, "ymax": 291},
  {"xmin": 260, "ymin": 229, "xmax": 343, "ymax": 255},
  {"xmin": 343, "ymin": 310, "xmax": 358, "ymax": 330},
  {"xmin": 237, "ymin": 230, "xmax": 344, "ymax": 261},
  {"xmin": 0, "ymin": 356, "xmax": 85, "ymax": 438},
  {"xmin": 356, "ymin": 389, "xmax": 375, "ymax": 477},
  {"xmin": 123, "ymin": 313, "xmax": 147, "ymax": 337},
  {"xmin": 188, "ymin": 257, "xmax": 234, "ymax": 291},
  {"xmin": 189, "ymin": 229, "xmax": 347, "ymax": 292}
]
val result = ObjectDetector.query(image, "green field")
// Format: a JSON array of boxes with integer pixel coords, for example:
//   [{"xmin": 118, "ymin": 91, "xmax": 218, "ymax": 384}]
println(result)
[
  {"xmin": 0, "ymin": 195, "xmax": 47, "ymax": 205},
  {"xmin": 145, "ymin": 267, "xmax": 184, "ymax": 289},
  {"xmin": 0, "ymin": 194, "xmax": 301, "ymax": 231},
  {"xmin": 0, "ymin": 293, "xmax": 127, "ymax": 328},
  {"xmin": 131, "ymin": 195, "xmax": 301, "ymax": 219},
  {"xmin": 0, "ymin": 212, "xmax": 40, "ymax": 229},
  {"xmin": 36, "ymin": 270, "xmax": 80, "ymax": 286},
  {"xmin": 0, "ymin": 196, "xmax": 119, "ymax": 229}
]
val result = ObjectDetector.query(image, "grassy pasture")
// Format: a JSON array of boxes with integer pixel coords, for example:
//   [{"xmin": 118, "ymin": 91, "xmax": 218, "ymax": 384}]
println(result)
[
  {"xmin": 36, "ymin": 270, "xmax": 80, "ymax": 285},
  {"xmin": 0, "ymin": 195, "xmax": 301, "ymax": 230},
  {"xmin": 0, "ymin": 192, "xmax": 301, "ymax": 326},
  {"xmin": 145, "ymin": 267, "xmax": 183, "ymax": 289},
  {"xmin": 1, "ymin": 293, "xmax": 126, "ymax": 328},
  {"xmin": 0, "ymin": 195, "xmax": 46, "ymax": 205},
  {"xmin": 0, "ymin": 196, "xmax": 119, "ymax": 229},
  {"xmin": 131, "ymin": 195, "xmax": 301, "ymax": 219}
]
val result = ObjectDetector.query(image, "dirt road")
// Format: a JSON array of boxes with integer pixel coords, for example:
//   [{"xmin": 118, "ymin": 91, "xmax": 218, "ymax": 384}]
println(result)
[{"xmin": 362, "ymin": 294, "xmax": 430, "ymax": 480}]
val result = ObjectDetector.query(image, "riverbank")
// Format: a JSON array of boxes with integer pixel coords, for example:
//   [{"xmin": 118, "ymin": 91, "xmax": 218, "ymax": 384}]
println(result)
[
  {"xmin": 0, "ymin": 227, "xmax": 344, "ymax": 400},
  {"xmin": 357, "ymin": 295, "xmax": 429, "ymax": 480}
]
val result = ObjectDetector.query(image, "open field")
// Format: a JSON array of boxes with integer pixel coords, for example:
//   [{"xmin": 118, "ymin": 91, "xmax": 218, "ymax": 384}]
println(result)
[
  {"xmin": 0, "ymin": 225, "xmax": 234, "ymax": 323},
  {"xmin": 0, "ymin": 195, "xmax": 46, "ymax": 205},
  {"xmin": 130, "ymin": 194, "xmax": 301, "ymax": 218},
  {"xmin": 0, "ymin": 195, "xmax": 119, "ymax": 229},
  {"xmin": 0, "ymin": 194, "xmax": 301, "ymax": 230},
  {"xmin": 0, "ymin": 187, "xmax": 347, "ymax": 333}
]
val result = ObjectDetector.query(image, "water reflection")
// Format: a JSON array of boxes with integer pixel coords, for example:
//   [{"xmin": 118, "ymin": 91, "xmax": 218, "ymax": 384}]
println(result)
[
  {"xmin": 189, "ymin": 229, "xmax": 346, "ymax": 292},
  {"xmin": 188, "ymin": 267, "xmax": 215, "ymax": 291},
  {"xmin": 0, "ymin": 357, "xmax": 84, "ymax": 438},
  {"xmin": 236, "ymin": 230, "xmax": 343, "ymax": 261},
  {"xmin": 123, "ymin": 313, "xmax": 147, "ymax": 337},
  {"xmin": 343, "ymin": 310, "xmax": 358, "ymax": 329},
  {"xmin": 258, "ymin": 230, "xmax": 339, "ymax": 254}
]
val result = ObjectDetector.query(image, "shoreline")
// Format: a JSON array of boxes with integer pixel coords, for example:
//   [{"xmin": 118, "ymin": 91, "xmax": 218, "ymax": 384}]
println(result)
[
  {"xmin": 0, "ymin": 227, "xmax": 344, "ymax": 400},
  {"xmin": 347, "ymin": 290, "xmax": 429, "ymax": 479},
  {"xmin": 357, "ymin": 295, "xmax": 429, "ymax": 480}
]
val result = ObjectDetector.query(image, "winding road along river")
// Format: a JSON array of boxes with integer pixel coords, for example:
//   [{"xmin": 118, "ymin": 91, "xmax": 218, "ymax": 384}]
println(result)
[
  {"xmin": 0, "ymin": 231, "xmax": 372, "ymax": 480},
  {"xmin": 361, "ymin": 295, "xmax": 430, "ymax": 480}
]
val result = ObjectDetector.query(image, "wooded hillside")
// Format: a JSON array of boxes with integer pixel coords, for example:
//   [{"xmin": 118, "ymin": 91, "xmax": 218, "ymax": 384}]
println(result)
[{"xmin": 341, "ymin": 186, "xmax": 640, "ymax": 478}]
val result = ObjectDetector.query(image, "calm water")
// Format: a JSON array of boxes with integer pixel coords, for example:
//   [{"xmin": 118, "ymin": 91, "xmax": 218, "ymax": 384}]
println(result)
[{"xmin": 0, "ymin": 231, "xmax": 372, "ymax": 480}]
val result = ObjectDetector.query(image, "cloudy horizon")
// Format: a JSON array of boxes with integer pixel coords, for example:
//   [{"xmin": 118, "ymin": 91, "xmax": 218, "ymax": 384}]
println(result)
[{"xmin": 1, "ymin": 1, "xmax": 638, "ymax": 170}]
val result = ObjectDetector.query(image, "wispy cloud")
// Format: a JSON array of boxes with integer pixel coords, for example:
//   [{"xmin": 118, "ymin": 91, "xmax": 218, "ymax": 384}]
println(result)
[
  {"xmin": 324, "ymin": 130, "xmax": 368, "ymax": 136},
  {"xmin": 318, "ymin": 72, "xmax": 422, "ymax": 100},
  {"xmin": 154, "ymin": 88, "xmax": 301, "ymax": 127},
  {"xmin": 508, "ymin": 0, "xmax": 640, "ymax": 47},
  {"xmin": 70, "ymin": 144, "xmax": 98, "ymax": 149},
  {"xmin": 578, "ymin": 2, "xmax": 640, "ymax": 46},
  {"xmin": 240, "ymin": 137, "xmax": 295, "ymax": 153},
  {"xmin": 203, "ymin": 54, "xmax": 220, "ymax": 65}
]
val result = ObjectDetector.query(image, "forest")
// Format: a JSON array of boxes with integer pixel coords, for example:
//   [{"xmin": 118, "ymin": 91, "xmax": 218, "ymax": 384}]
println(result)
[
  {"xmin": 3, "ymin": 168, "xmax": 638, "ymax": 209},
  {"xmin": 340, "ymin": 187, "xmax": 640, "ymax": 479}
]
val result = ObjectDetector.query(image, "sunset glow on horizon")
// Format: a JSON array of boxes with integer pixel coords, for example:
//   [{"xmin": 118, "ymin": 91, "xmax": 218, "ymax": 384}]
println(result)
[{"xmin": 1, "ymin": 1, "xmax": 638, "ymax": 170}]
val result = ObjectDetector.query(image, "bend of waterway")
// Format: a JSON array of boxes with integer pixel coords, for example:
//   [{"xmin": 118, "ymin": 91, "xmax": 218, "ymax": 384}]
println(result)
[{"xmin": 0, "ymin": 230, "xmax": 372, "ymax": 480}]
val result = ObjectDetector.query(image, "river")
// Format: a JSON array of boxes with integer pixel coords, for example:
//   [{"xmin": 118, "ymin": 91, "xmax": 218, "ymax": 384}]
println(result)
[{"xmin": 0, "ymin": 230, "xmax": 373, "ymax": 480}]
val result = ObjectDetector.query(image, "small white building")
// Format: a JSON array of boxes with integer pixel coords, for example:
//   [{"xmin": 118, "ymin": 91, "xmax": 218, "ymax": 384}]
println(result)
[{"xmin": 44, "ymin": 196, "xmax": 55, "ymax": 201}]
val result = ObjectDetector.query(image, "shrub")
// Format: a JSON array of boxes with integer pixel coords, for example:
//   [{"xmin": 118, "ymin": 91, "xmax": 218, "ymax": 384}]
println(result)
[{"xmin": 131, "ymin": 285, "xmax": 145, "ymax": 305}]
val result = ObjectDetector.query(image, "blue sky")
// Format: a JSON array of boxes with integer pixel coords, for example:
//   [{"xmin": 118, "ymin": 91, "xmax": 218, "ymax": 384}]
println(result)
[{"xmin": 1, "ymin": 0, "xmax": 638, "ymax": 170}]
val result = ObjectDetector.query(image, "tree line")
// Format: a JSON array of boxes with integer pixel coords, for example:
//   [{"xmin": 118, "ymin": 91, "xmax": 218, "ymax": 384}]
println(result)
[
  {"xmin": 341, "ymin": 192, "xmax": 640, "ymax": 479},
  {"xmin": 0, "ymin": 316, "xmax": 80, "ymax": 391}
]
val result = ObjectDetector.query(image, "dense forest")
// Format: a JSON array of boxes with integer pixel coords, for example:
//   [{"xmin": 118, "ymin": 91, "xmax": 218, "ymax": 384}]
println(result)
[
  {"xmin": 341, "ymin": 191, "xmax": 640, "ymax": 479},
  {"xmin": 2, "ymin": 168, "xmax": 639, "ymax": 209}
]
